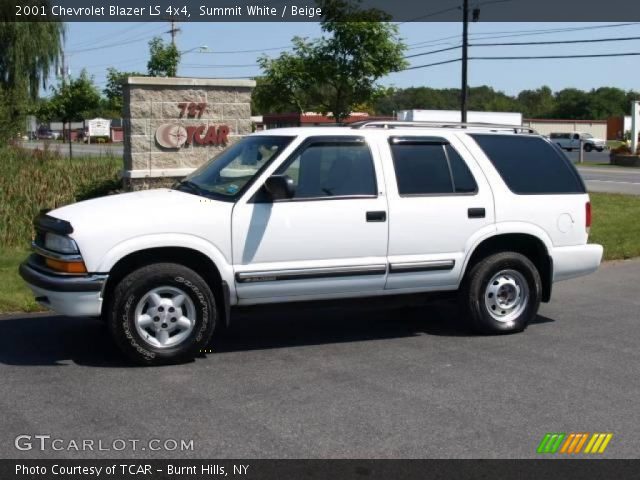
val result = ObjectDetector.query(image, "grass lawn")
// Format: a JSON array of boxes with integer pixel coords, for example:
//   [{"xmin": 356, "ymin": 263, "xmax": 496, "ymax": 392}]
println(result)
[
  {"xmin": 606, "ymin": 140, "xmax": 626, "ymax": 149},
  {"xmin": 0, "ymin": 249, "xmax": 43, "ymax": 314},
  {"xmin": 1, "ymin": 192, "xmax": 638, "ymax": 314},
  {"xmin": 589, "ymin": 193, "xmax": 640, "ymax": 260}
]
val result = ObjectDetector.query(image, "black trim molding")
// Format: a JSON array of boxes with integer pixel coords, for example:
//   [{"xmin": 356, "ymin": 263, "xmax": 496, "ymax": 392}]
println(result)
[
  {"xmin": 236, "ymin": 265, "xmax": 387, "ymax": 283},
  {"xmin": 34, "ymin": 212, "xmax": 73, "ymax": 235},
  {"xmin": 389, "ymin": 260, "xmax": 455, "ymax": 274}
]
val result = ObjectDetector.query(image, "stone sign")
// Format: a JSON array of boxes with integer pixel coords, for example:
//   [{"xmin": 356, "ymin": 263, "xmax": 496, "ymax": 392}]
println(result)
[{"xmin": 122, "ymin": 76, "xmax": 256, "ymax": 190}]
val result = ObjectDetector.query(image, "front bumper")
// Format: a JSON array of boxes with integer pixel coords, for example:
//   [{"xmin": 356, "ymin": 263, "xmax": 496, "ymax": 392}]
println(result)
[
  {"xmin": 551, "ymin": 244, "xmax": 603, "ymax": 282},
  {"xmin": 19, "ymin": 255, "xmax": 107, "ymax": 317}
]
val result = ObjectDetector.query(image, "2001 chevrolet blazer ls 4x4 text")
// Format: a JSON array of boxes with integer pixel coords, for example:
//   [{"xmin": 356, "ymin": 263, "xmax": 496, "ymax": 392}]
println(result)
[{"xmin": 19, "ymin": 121, "xmax": 603, "ymax": 365}]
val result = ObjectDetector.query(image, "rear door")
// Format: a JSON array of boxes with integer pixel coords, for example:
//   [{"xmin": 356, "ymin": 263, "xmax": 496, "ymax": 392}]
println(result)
[{"xmin": 379, "ymin": 133, "xmax": 495, "ymax": 291}]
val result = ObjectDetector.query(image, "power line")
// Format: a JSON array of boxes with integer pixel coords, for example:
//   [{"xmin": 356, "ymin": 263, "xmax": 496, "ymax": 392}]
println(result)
[
  {"xmin": 197, "ymin": 45, "xmax": 291, "ymax": 54},
  {"xmin": 404, "ymin": 34, "xmax": 640, "ymax": 61},
  {"xmin": 67, "ymin": 27, "xmax": 165, "ymax": 53},
  {"xmin": 404, "ymin": 45, "xmax": 461, "ymax": 59},
  {"xmin": 398, "ymin": 0, "xmax": 514, "ymax": 25},
  {"xmin": 402, "ymin": 58, "xmax": 462, "ymax": 71},
  {"xmin": 471, "ymin": 52, "xmax": 640, "ymax": 60},
  {"xmin": 398, "ymin": 6, "xmax": 460, "ymax": 24},
  {"xmin": 400, "ymin": 50, "xmax": 640, "ymax": 72},
  {"xmin": 405, "ymin": 22, "xmax": 640, "ymax": 50},
  {"xmin": 181, "ymin": 64, "xmax": 258, "ymax": 68},
  {"xmin": 471, "ymin": 35, "xmax": 640, "ymax": 47},
  {"xmin": 67, "ymin": 23, "xmax": 148, "ymax": 49}
]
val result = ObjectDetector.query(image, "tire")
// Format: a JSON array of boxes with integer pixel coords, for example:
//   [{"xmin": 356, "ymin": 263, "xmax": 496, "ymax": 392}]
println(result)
[
  {"xmin": 108, "ymin": 263, "xmax": 217, "ymax": 365},
  {"xmin": 584, "ymin": 144, "xmax": 593, "ymax": 152},
  {"xmin": 460, "ymin": 252, "xmax": 541, "ymax": 334}
]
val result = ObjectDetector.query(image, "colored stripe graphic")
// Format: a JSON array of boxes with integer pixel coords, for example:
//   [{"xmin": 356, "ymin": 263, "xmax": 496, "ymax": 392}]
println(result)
[
  {"xmin": 560, "ymin": 433, "xmax": 589, "ymax": 454},
  {"xmin": 585, "ymin": 433, "xmax": 614, "ymax": 454},
  {"xmin": 574, "ymin": 433, "xmax": 590, "ymax": 453},
  {"xmin": 537, "ymin": 433, "xmax": 565, "ymax": 453},
  {"xmin": 540, "ymin": 433, "xmax": 614, "ymax": 454}
]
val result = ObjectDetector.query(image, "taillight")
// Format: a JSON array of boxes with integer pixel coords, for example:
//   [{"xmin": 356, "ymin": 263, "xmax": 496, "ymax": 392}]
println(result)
[{"xmin": 586, "ymin": 201, "xmax": 592, "ymax": 232}]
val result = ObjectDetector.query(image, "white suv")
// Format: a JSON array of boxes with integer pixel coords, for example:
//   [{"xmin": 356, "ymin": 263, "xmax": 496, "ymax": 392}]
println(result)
[{"xmin": 20, "ymin": 121, "xmax": 603, "ymax": 365}]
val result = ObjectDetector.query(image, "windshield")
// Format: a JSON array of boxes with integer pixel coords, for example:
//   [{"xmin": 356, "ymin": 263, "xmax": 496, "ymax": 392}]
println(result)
[
  {"xmin": 582, "ymin": 133, "xmax": 593, "ymax": 139},
  {"xmin": 176, "ymin": 135, "xmax": 294, "ymax": 199}
]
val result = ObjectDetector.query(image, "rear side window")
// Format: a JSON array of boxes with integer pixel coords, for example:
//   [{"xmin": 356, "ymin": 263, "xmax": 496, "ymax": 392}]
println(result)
[
  {"xmin": 389, "ymin": 139, "xmax": 478, "ymax": 195},
  {"xmin": 470, "ymin": 134, "xmax": 585, "ymax": 194}
]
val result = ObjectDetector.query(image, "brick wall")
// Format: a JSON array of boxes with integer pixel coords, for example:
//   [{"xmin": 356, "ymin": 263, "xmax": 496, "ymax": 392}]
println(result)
[{"xmin": 122, "ymin": 77, "xmax": 255, "ymax": 190}]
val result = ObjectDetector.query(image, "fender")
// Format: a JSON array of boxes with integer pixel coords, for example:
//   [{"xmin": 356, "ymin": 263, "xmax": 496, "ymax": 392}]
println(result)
[
  {"xmin": 95, "ymin": 233, "xmax": 237, "ymax": 302},
  {"xmin": 459, "ymin": 221, "xmax": 554, "ymax": 283}
]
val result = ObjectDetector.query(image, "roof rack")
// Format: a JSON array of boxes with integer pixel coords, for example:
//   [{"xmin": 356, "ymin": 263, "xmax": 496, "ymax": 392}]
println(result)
[{"xmin": 350, "ymin": 120, "xmax": 537, "ymax": 134}]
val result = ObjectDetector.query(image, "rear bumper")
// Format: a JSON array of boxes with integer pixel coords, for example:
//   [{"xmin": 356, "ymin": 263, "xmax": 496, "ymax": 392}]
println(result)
[
  {"xmin": 19, "ymin": 256, "xmax": 107, "ymax": 317},
  {"xmin": 551, "ymin": 244, "xmax": 603, "ymax": 282}
]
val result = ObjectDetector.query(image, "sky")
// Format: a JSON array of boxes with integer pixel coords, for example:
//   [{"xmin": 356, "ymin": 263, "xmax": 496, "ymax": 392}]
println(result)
[{"xmin": 58, "ymin": 21, "xmax": 640, "ymax": 98}]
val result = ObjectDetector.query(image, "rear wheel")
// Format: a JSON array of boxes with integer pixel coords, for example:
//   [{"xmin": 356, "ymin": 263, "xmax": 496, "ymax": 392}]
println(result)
[
  {"xmin": 461, "ymin": 252, "xmax": 541, "ymax": 334},
  {"xmin": 108, "ymin": 263, "xmax": 217, "ymax": 365}
]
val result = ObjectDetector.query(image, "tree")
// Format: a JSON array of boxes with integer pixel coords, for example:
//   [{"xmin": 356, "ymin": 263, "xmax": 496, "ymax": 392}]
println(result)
[
  {"xmin": 0, "ymin": 20, "xmax": 65, "ymax": 99},
  {"xmin": 147, "ymin": 37, "xmax": 180, "ymax": 77},
  {"xmin": 44, "ymin": 70, "xmax": 101, "ymax": 157},
  {"xmin": 254, "ymin": 49, "xmax": 314, "ymax": 114},
  {"xmin": 517, "ymin": 86, "xmax": 555, "ymax": 118},
  {"xmin": 103, "ymin": 67, "xmax": 145, "ymax": 116},
  {"xmin": 553, "ymin": 88, "xmax": 591, "ymax": 119},
  {"xmin": 255, "ymin": 0, "xmax": 407, "ymax": 122},
  {"xmin": 0, "ymin": 17, "xmax": 64, "ymax": 143}
]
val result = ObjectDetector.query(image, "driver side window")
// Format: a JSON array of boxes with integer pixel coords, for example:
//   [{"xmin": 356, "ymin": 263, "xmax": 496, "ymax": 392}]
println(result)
[{"xmin": 276, "ymin": 140, "xmax": 377, "ymax": 199}]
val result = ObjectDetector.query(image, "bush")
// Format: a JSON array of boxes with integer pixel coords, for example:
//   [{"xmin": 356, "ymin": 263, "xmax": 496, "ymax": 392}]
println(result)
[{"xmin": 0, "ymin": 145, "xmax": 122, "ymax": 248}]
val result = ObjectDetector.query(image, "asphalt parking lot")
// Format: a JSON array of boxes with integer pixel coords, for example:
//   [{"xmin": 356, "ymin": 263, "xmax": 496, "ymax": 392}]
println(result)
[
  {"xmin": 578, "ymin": 166, "xmax": 640, "ymax": 196},
  {"xmin": 1, "ymin": 259, "xmax": 638, "ymax": 459}
]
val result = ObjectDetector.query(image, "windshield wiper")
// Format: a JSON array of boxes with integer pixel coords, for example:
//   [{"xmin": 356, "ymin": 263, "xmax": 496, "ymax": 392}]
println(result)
[{"xmin": 175, "ymin": 180, "xmax": 212, "ymax": 198}]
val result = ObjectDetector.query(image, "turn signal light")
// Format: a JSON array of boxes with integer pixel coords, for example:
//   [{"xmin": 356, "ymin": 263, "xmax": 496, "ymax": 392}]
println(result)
[{"xmin": 45, "ymin": 258, "xmax": 87, "ymax": 274}]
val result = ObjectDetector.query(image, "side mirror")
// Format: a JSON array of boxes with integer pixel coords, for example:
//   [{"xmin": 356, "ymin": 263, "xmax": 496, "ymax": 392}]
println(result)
[{"xmin": 264, "ymin": 174, "xmax": 295, "ymax": 200}]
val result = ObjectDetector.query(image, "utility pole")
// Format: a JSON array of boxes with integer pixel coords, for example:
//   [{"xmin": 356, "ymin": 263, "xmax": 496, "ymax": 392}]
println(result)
[
  {"xmin": 461, "ymin": 0, "xmax": 469, "ymax": 124},
  {"xmin": 168, "ymin": 19, "xmax": 181, "ymax": 47},
  {"xmin": 632, "ymin": 101, "xmax": 640, "ymax": 155},
  {"xmin": 59, "ymin": 51, "xmax": 73, "ymax": 158}
]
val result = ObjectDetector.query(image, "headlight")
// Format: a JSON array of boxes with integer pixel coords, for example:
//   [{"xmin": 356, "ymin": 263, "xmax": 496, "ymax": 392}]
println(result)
[{"xmin": 44, "ymin": 233, "xmax": 79, "ymax": 254}]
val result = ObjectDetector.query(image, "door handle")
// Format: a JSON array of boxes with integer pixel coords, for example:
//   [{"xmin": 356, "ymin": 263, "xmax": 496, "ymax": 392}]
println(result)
[
  {"xmin": 468, "ymin": 207, "xmax": 485, "ymax": 219},
  {"xmin": 366, "ymin": 211, "xmax": 387, "ymax": 222}
]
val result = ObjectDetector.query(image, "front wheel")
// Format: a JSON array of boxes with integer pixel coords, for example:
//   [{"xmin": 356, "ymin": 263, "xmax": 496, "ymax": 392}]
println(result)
[
  {"xmin": 460, "ymin": 252, "xmax": 541, "ymax": 334},
  {"xmin": 108, "ymin": 263, "xmax": 217, "ymax": 365},
  {"xmin": 584, "ymin": 143, "xmax": 593, "ymax": 152}
]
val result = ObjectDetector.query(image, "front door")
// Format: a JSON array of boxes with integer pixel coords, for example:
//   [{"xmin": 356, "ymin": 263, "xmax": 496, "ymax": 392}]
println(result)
[{"xmin": 232, "ymin": 136, "xmax": 389, "ymax": 301}]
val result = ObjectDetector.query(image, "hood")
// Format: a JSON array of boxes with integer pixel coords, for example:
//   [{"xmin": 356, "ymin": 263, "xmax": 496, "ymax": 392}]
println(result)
[
  {"xmin": 48, "ymin": 189, "xmax": 233, "ymax": 269},
  {"xmin": 51, "ymin": 188, "xmax": 229, "ymax": 229}
]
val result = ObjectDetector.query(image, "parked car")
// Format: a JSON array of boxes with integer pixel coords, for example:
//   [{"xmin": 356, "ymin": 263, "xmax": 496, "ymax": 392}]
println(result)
[
  {"xmin": 19, "ymin": 121, "xmax": 603, "ymax": 365},
  {"xmin": 36, "ymin": 129, "xmax": 60, "ymax": 140},
  {"xmin": 550, "ymin": 132, "xmax": 607, "ymax": 152}
]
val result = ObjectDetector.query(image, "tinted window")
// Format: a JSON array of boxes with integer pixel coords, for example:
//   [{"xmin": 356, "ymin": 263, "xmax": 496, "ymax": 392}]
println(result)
[
  {"xmin": 447, "ymin": 145, "xmax": 478, "ymax": 193},
  {"xmin": 391, "ymin": 143, "xmax": 452, "ymax": 194},
  {"xmin": 390, "ymin": 141, "xmax": 477, "ymax": 195},
  {"xmin": 470, "ymin": 134, "xmax": 585, "ymax": 194},
  {"xmin": 278, "ymin": 141, "xmax": 376, "ymax": 198}
]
